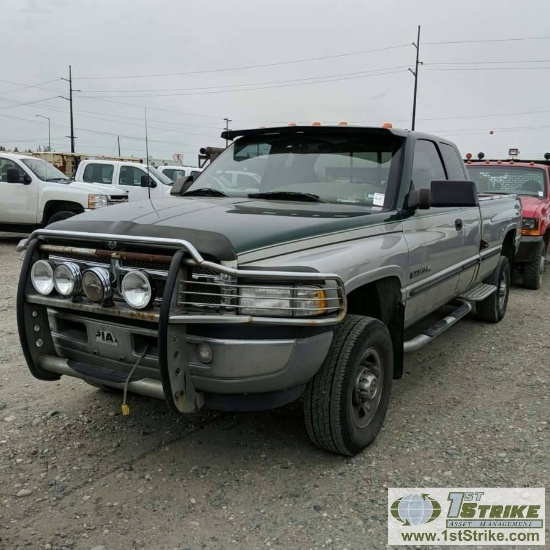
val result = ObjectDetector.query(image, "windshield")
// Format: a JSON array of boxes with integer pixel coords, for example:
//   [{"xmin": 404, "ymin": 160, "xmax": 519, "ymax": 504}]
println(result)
[
  {"xmin": 147, "ymin": 165, "xmax": 173, "ymax": 186},
  {"xmin": 21, "ymin": 158, "xmax": 69, "ymax": 181},
  {"xmin": 468, "ymin": 166, "xmax": 547, "ymax": 198},
  {"xmin": 187, "ymin": 132, "xmax": 403, "ymax": 207}
]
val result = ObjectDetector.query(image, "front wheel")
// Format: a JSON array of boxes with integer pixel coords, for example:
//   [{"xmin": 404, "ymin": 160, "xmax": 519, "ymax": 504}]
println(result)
[
  {"xmin": 476, "ymin": 256, "xmax": 510, "ymax": 323},
  {"xmin": 47, "ymin": 210, "xmax": 77, "ymax": 225},
  {"xmin": 523, "ymin": 246, "xmax": 545, "ymax": 290},
  {"xmin": 303, "ymin": 315, "xmax": 393, "ymax": 456}
]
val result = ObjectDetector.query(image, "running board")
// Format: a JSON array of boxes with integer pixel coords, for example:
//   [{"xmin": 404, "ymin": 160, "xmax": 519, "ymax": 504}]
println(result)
[
  {"xmin": 458, "ymin": 283, "xmax": 496, "ymax": 302},
  {"xmin": 404, "ymin": 300, "xmax": 472, "ymax": 353}
]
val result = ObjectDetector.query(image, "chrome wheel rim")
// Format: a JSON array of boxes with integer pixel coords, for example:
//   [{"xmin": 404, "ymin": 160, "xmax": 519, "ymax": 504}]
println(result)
[{"xmin": 351, "ymin": 348, "xmax": 383, "ymax": 429}]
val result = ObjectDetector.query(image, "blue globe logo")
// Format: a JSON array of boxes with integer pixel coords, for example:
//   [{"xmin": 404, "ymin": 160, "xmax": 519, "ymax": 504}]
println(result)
[{"xmin": 391, "ymin": 493, "xmax": 441, "ymax": 526}]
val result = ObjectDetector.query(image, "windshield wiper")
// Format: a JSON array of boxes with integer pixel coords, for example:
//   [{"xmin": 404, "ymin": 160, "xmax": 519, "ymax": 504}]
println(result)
[
  {"xmin": 182, "ymin": 188, "xmax": 227, "ymax": 197},
  {"xmin": 248, "ymin": 191, "xmax": 325, "ymax": 203}
]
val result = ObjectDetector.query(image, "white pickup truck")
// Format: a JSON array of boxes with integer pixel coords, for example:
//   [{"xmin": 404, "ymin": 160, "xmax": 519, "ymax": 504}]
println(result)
[
  {"xmin": 0, "ymin": 153, "xmax": 128, "ymax": 233},
  {"xmin": 75, "ymin": 159, "xmax": 176, "ymax": 202}
]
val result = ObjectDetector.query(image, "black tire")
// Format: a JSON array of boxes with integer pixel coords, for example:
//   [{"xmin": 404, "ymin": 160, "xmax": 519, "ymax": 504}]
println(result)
[
  {"xmin": 47, "ymin": 210, "xmax": 77, "ymax": 225},
  {"xmin": 476, "ymin": 256, "xmax": 510, "ymax": 323},
  {"xmin": 523, "ymin": 245, "xmax": 545, "ymax": 290},
  {"xmin": 303, "ymin": 315, "xmax": 393, "ymax": 456},
  {"xmin": 82, "ymin": 378, "xmax": 121, "ymax": 393}
]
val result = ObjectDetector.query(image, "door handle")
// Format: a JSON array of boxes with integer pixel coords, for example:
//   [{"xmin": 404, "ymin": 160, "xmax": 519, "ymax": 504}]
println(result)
[{"xmin": 455, "ymin": 219, "xmax": 463, "ymax": 231}]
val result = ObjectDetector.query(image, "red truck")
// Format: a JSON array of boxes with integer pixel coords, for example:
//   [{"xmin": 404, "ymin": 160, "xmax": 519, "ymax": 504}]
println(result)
[{"xmin": 466, "ymin": 151, "xmax": 550, "ymax": 289}]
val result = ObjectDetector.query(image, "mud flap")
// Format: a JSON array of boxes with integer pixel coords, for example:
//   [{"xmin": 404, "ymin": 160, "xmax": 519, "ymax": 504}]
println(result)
[{"xmin": 158, "ymin": 250, "xmax": 204, "ymax": 413}]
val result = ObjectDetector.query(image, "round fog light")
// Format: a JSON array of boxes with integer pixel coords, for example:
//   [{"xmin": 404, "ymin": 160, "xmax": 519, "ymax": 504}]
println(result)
[
  {"xmin": 197, "ymin": 343, "xmax": 213, "ymax": 364},
  {"xmin": 54, "ymin": 262, "xmax": 82, "ymax": 297},
  {"xmin": 31, "ymin": 260, "xmax": 54, "ymax": 295},
  {"xmin": 82, "ymin": 267, "xmax": 112, "ymax": 303},
  {"xmin": 121, "ymin": 270, "xmax": 152, "ymax": 309}
]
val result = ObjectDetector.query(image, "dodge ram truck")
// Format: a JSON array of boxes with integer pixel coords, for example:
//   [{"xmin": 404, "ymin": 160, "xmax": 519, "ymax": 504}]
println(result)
[{"xmin": 16, "ymin": 125, "xmax": 521, "ymax": 456}]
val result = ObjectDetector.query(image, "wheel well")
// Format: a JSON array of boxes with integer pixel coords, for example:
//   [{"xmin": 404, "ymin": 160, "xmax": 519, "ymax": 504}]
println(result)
[
  {"xmin": 501, "ymin": 230, "xmax": 516, "ymax": 265},
  {"xmin": 42, "ymin": 201, "xmax": 84, "ymax": 225},
  {"xmin": 346, "ymin": 277, "xmax": 404, "ymax": 379},
  {"xmin": 544, "ymin": 230, "xmax": 550, "ymax": 252}
]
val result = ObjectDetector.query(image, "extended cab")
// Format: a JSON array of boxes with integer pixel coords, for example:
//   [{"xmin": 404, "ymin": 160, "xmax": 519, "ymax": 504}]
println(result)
[
  {"xmin": 0, "ymin": 153, "xmax": 128, "ymax": 232},
  {"xmin": 466, "ymin": 153, "xmax": 550, "ymax": 289},
  {"xmin": 17, "ymin": 126, "xmax": 521, "ymax": 456},
  {"xmin": 75, "ymin": 159, "xmax": 174, "ymax": 202}
]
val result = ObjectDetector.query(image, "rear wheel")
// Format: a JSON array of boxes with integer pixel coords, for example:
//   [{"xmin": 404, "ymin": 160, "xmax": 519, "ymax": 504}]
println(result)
[
  {"xmin": 303, "ymin": 315, "xmax": 393, "ymax": 456},
  {"xmin": 523, "ymin": 246, "xmax": 545, "ymax": 290},
  {"xmin": 476, "ymin": 256, "xmax": 510, "ymax": 323}
]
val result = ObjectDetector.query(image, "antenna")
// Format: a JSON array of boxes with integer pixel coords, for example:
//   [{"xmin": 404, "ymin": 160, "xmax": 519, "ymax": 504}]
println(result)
[{"xmin": 145, "ymin": 108, "xmax": 151, "ymax": 199}]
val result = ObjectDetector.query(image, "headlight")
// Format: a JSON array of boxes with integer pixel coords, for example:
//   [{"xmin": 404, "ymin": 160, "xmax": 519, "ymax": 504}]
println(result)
[
  {"xmin": 521, "ymin": 218, "xmax": 540, "ymax": 235},
  {"xmin": 82, "ymin": 267, "xmax": 112, "ymax": 303},
  {"xmin": 121, "ymin": 271, "xmax": 152, "ymax": 309},
  {"xmin": 31, "ymin": 260, "xmax": 54, "ymax": 295},
  {"xmin": 239, "ymin": 286, "xmax": 327, "ymax": 317},
  {"xmin": 88, "ymin": 193, "xmax": 108, "ymax": 209},
  {"xmin": 53, "ymin": 262, "xmax": 82, "ymax": 297}
]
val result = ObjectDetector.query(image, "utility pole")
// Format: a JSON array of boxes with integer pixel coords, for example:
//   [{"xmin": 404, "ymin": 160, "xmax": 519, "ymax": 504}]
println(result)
[
  {"xmin": 223, "ymin": 117, "xmax": 231, "ymax": 147},
  {"xmin": 117, "ymin": 136, "xmax": 121, "ymax": 156},
  {"xmin": 60, "ymin": 66, "xmax": 79, "ymax": 152},
  {"xmin": 35, "ymin": 115, "xmax": 51, "ymax": 151},
  {"xmin": 408, "ymin": 25, "xmax": 422, "ymax": 131}
]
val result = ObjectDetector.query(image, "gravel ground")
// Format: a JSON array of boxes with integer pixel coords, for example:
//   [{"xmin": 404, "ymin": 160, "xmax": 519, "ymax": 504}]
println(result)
[{"xmin": 0, "ymin": 233, "xmax": 548, "ymax": 550}]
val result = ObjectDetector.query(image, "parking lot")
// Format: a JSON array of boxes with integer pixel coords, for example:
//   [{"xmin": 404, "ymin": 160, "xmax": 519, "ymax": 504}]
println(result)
[{"xmin": 0, "ymin": 233, "xmax": 548, "ymax": 550}]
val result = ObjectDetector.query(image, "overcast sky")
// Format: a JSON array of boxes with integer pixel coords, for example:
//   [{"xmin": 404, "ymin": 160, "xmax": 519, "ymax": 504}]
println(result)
[{"xmin": 1, "ymin": 0, "xmax": 549, "ymax": 164}]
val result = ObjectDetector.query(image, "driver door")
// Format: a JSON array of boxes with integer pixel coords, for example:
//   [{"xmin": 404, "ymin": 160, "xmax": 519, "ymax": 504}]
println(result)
[
  {"xmin": 117, "ymin": 165, "xmax": 150, "ymax": 201},
  {"xmin": 0, "ymin": 158, "xmax": 37, "ymax": 224}
]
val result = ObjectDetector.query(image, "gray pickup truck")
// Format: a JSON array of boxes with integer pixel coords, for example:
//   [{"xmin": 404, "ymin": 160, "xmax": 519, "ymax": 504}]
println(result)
[{"xmin": 17, "ymin": 125, "xmax": 521, "ymax": 456}]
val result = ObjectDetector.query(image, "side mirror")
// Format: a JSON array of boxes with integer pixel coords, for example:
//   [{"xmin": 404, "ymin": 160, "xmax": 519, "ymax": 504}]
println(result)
[
  {"xmin": 170, "ymin": 175, "xmax": 194, "ymax": 196},
  {"xmin": 23, "ymin": 174, "xmax": 32, "ymax": 185},
  {"xmin": 430, "ymin": 180, "xmax": 479, "ymax": 207},
  {"xmin": 7, "ymin": 168, "xmax": 24, "ymax": 184},
  {"xmin": 140, "ymin": 174, "xmax": 157, "ymax": 188}
]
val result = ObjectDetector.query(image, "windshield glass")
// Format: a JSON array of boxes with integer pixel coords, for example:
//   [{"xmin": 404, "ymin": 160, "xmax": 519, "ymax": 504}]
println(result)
[
  {"xmin": 147, "ymin": 165, "xmax": 173, "ymax": 186},
  {"xmin": 187, "ymin": 132, "xmax": 403, "ymax": 207},
  {"xmin": 468, "ymin": 166, "xmax": 547, "ymax": 198},
  {"xmin": 21, "ymin": 158, "xmax": 68, "ymax": 181}
]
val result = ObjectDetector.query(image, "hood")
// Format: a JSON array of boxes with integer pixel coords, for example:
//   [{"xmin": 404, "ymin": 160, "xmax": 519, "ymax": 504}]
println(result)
[
  {"xmin": 519, "ymin": 195, "xmax": 545, "ymax": 218},
  {"xmin": 49, "ymin": 197, "xmax": 396, "ymax": 259}
]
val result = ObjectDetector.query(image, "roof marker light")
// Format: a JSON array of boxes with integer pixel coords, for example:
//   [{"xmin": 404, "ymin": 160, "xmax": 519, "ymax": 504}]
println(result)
[
  {"xmin": 312, "ymin": 121, "xmax": 321, "ymax": 126},
  {"xmin": 338, "ymin": 121, "xmax": 348, "ymax": 126},
  {"xmin": 382, "ymin": 122, "xmax": 393, "ymax": 129},
  {"xmin": 465, "ymin": 152, "xmax": 473, "ymax": 160},
  {"xmin": 288, "ymin": 122, "xmax": 296, "ymax": 127}
]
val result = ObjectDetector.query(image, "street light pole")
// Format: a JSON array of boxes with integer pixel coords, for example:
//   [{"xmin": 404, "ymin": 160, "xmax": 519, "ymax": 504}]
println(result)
[
  {"xmin": 409, "ymin": 25, "xmax": 422, "ymax": 131},
  {"xmin": 35, "ymin": 115, "xmax": 51, "ymax": 151}
]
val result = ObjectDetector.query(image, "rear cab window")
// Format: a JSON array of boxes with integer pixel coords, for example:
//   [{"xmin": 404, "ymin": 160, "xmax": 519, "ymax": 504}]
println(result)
[{"xmin": 83, "ymin": 163, "xmax": 114, "ymax": 184}]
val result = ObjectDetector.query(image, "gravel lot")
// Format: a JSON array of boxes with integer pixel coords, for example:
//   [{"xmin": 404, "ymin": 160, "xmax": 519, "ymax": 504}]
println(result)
[{"xmin": 0, "ymin": 233, "xmax": 548, "ymax": 550}]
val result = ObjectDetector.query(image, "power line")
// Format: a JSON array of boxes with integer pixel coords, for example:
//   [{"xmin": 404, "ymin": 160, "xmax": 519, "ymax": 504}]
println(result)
[
  {"xmin": 424, "ymin": 35, "xmax": 550, "ymax": 45},
  {"xmin": 79, "ymin": 68, "xmax": 408, "ymax": 99},
  {"xmin": 424, "ymin": 66, "xmax": 550, "ymax": 72},
  {"xmin": 74, "ymin": 43, "xmax": 410, "ymax": 81},
  {"xmin": 0, "ymin": 78, "xmax": 63, "ymax": 96},
  {"xmin": 80, "ymin": 65, "xmax": 411, "ymax": 94},
  {"xmin": 426, "ymin": 59, "xmax": 550, "ymax": 65}
]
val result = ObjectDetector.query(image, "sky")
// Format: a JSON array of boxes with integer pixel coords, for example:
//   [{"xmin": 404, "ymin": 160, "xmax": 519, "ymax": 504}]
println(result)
[{"xmin": 1, "ymin": 0, "xmax": 550, "ymax": 165}]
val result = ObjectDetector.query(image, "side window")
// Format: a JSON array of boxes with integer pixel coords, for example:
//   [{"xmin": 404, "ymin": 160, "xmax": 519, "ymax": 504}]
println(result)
[
  {"xmin": 83, "ymin": 163, "xmax": 114, "ymax": 184},
  {"xmin": 119, "ymin": 166, "xmax": 147, "ymax": 186},
  {"xmin": 440, "ymin": 143, "xmax": 467, "ymax": 180},
  {"xmin": 411, "ymin": 140, "xmax": 446, "ymax": 190},
  {"xmin": 0, "ymin": 158, "xmax": 24, "ymax": 182}
]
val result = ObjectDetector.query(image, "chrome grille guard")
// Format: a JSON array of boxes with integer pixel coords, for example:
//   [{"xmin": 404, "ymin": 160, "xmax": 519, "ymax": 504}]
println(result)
[{"xmin": 19, "ymin": 229, "xmax": 347, "ymax": 326}]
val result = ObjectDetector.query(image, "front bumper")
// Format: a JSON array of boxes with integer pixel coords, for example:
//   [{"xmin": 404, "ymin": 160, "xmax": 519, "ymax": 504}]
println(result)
[
  {"xmin": 17, "ymin": 229, "xmax": 344, "ymax": 414},
  {"xmin": 516, "ymin": 236, "xmax": 544, "ymax": 263}
]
